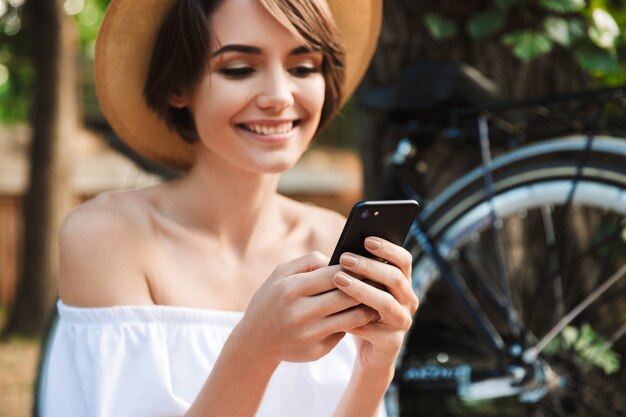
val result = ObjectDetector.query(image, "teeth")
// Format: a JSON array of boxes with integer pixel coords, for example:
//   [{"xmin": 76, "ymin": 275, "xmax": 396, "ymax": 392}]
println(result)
[{"xmin": 245, "ymin": 122, "xmax": 293, "ymax": 135}]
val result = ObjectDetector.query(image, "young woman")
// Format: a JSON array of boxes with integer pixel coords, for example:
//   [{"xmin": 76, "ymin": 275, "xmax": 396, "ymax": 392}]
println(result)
[{"xmin": 42, "ymin": 0, "xmax": 418, "ymax": 416}]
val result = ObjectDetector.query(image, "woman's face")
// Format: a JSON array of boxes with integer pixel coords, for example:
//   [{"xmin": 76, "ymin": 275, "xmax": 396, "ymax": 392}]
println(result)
[{"xmin": 179, "ymin": 0, "xmax": 326, "ymax": 174}]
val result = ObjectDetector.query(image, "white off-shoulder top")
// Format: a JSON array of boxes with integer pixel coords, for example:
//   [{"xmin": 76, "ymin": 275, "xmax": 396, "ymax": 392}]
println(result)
[{"xmin": 41, "ymin": 300, "xmax": 387, "ymax": 417}]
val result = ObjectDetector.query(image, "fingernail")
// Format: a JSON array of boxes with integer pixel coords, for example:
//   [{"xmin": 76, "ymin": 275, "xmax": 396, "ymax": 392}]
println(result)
[
  {"xmin": 365, "ymin": 237, "xmax": 382, "ymax": 251},
  {"xmin": 340, "ymin": 253, "xmax": 357, "ymax": 267},
  {"xmin": 334, "ymin": 273, "xmax": 352, "ymax": 287}
]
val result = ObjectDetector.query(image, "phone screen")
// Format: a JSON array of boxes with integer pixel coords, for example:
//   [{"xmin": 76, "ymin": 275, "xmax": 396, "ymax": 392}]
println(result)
[{"xmin": 328, "ymin": 200, "xmax": 419, "ymax": 265}]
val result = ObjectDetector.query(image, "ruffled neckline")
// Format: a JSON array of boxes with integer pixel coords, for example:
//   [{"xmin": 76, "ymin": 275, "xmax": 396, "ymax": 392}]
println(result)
[{"xmin": 57, "ymin": 299, "xmax": 244, "ymax": 326}]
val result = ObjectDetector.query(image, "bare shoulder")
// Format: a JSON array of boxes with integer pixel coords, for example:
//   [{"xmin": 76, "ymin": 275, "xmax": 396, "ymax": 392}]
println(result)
[
  {"xmin": 58, "ymin": 190, "xmax": 155, "ymax": 307},
  {"xmin": 279, "ymin": 197, "xmax": 347, "ymax": 256}
]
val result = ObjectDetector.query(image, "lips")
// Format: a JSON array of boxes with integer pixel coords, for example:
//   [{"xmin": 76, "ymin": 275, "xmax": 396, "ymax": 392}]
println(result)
[{"xmin": 238, "ymin": 120, "xmax": 301, "ymax": 136}]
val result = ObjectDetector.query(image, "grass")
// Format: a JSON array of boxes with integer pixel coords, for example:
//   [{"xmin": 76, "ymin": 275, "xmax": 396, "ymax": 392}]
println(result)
[
  {"xmin": 0, "ymin": 337, "xmax": 40, "ymax": 417},
  {"xmin": 0, "ymin": 305, "xmax": 44, "ymax": 417}
]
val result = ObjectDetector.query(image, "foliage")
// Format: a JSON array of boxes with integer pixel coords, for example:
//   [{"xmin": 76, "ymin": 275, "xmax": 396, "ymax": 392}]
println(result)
[
  {"xmin": 0, "ymin": 0, "xmax": 109, "ymax": 124},
  {"xmin": 424, "ymin": 13, "xmax": 458, "ymax": 40},
  {"xmin": 467, "ymin": 11, "xmax": 506, "ymax": 40},
  {"xmin": 503, "ymin": 31, "xmax": 554, "ymax": 61},
  {"xmin": 544, "ymin": 323, "xmax": 621, "ymax": 375},
  {"xmin": 421, "ymin": 0, "xmax": 626, "ymax": 86},
  {"xmin": 0, "ymin": 1, "xmax": 29, "ymax": 123}
]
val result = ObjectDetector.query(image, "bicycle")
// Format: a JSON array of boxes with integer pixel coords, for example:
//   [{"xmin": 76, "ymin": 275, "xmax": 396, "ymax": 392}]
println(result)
[{"xmin": 357, "ymin": 62, "xmax": 626, "ymax": 417}]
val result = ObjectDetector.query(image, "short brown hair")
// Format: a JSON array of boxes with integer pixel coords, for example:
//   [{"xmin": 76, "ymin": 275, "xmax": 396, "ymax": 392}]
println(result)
[{"xmin": 143, "ymin": 0, "xmax": 346, "ymax": 143}]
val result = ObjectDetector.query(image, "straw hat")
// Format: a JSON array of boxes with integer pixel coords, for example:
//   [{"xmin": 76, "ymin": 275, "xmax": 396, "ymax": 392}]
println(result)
[{"xmin": 95, "ymin": 0, "xmax": 382, "ymax": 170}]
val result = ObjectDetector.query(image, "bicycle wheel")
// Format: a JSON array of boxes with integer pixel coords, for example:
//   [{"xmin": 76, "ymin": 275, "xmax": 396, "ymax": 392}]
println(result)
[{"xmin": 395, "ymin": 135, "xmax": 626, "ymax": 417}]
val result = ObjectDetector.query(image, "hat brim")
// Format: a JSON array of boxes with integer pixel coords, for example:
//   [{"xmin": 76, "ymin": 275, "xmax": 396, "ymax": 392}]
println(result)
[{"xmin": 95, "ymin": 0, "xmax": 382, "ymax": 170}]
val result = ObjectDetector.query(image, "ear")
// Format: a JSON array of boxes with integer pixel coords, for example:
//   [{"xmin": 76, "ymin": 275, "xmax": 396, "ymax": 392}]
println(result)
[{"xmin": 168, "ymin": 89, "xmax": 189, "ymax": 108}]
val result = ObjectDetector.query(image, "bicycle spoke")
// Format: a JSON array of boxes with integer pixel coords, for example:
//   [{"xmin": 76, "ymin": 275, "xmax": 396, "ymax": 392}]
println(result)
[
  {"xmin": 533, "ymin": 263, "xmax": 626, "ymax": 355},
  {"xmin": 547, "ymin": 389, "xmax": 566, "ymax": 417},
  {"xmin": 413, "ymin": 221, "xmax": 507, "ymax": 355},
  {"xmin": 464, "ymin": 250, "xmax": 508, "ymax": 313},
  {"xmin": 540, "ymin": 205, "xmax": 566, "ymax": 319},
  {"xmin": 552, "ymin": 135, "xmax": 595, "ymax": 286},
  {"xmin": 574, "ymin": 221, "xmax": 621, "ymax": 332},
  {"xmin": 533, "ymin": 215, "xmax": 625, "ymax": 327},
  {"xmin": 526, "ymin": 248, "xmax": 552, "ymax": 329},
  {"xmin": 567, "ymin": 218, "xmax": 626, "ymax": 262},
  {"xmin": 478, "ymin": 114, "xmax": 521, "ymax": 338},
  {"xmin": 568, "ymin": 372, "xmax": 623, "ymax": 416}
]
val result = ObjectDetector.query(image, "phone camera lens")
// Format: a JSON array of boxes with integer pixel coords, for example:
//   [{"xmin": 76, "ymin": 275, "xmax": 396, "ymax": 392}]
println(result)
[{"xmin": 360, "ymin": 210, "xmax": 369, "ymax": 219}]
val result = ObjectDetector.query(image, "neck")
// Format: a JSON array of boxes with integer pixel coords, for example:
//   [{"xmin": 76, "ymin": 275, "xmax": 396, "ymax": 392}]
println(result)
[{"xmin": 160, "ymin": 148, "xmax": 285, "ymax": 254}]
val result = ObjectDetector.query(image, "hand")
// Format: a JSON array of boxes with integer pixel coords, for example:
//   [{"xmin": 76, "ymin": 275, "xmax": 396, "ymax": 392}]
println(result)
[
  {"xmin": 234, "ymin": 252, "xmax": 380, "ymax": 366},
  {"xmin": 333, "ymin": 237, "xmax": 419, "ymax": 373}
]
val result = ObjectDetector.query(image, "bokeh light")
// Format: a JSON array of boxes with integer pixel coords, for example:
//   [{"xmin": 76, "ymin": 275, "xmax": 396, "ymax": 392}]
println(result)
[
  {"xmin": 0, "ymin": 64, "xmax": 9, "ymax": 88},
  {"xmin": 64, "ymin": 0, "xmax": 84, "ymax": 16}
]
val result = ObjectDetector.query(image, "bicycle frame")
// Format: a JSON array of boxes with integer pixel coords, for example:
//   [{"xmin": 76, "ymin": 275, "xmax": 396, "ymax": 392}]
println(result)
[{"xmin": 383, "ymin": 84, "xmax": 626, "ymax": 406}]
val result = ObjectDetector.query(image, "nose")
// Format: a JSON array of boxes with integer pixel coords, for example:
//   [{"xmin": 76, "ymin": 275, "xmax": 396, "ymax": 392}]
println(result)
[{"xmin": 256, "ymin": 68, "xmax": 294, "ymax": 111}]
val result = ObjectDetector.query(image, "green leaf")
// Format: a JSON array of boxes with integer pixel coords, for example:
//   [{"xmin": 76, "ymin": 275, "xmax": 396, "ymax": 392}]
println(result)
[
  {"xmin": 548, "ymin": 325, "xmax": 622, "ymax": 376},
  {"xmin": 503, "ymin": 31, "xmax": 554, "ymax": 61},
  {"xmin": 575, "ymin": 324, "xmax": 621, "ymax": 375},
  {"xmin": 574, "ymin": 44, "xmax": 621, "ymax": 73},
  {"xmin": 424, "ymin": 13, "xmax": 458, "ymax": 40},
  {"xmin": 467, "ymin": 11, "xmax": 505, "ymax": 39},
  {"xmin": 561, "ymin": 326, "xmax": 579, "ymax": 346},
  {"xmin": 544, "ymin": 17, "xmax": 571, "ymax": 45},
  {"xmin": 543, "ymin": 18, "xmax": 585, "ymax": 47},
  {"xmin": 588, "ymin": 8, "xmax": 620, "ymax": 49},
  {"xmin": 568, "ymin": 18, "xmax": 587, "ymax": 41},
  {"xmin": 539, "ymin": 0, "xmax": 585, "ymax": 13}
]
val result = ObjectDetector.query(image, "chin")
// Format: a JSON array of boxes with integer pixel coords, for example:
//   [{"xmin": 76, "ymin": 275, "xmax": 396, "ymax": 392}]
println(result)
[
  {"xmin": 249, "ymin": 148, "xmax": 306, "ymax": 174},
  {"xmin": 259, "ymin": 160, "xmax": 298, "ymax": 174}
]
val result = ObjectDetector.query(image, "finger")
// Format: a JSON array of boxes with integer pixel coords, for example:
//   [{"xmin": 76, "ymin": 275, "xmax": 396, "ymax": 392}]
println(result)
[
  {"xmin": 339, "ymin": 252, "xmax": 414, "ymax": 305},
  {"xmin": 333, "ymin": 271, "xmax": 412, "ymax": 327},
  {"xmin": 363, "ymin": 237, "xmax": 413, "ymax": 279},
  {"xmin": 274, "ymin": 251, "xmax": 329, "ymax": 277},
  {"xmin": 347, "ymin": 322, "xmax": 385, "ymax": 344},
  {"xmin": 309, "ymin": 286, "xmax": 362, "ymax": 317},
  {"xmin": 348, "ymin": 322, "xmax": 407, "ymax": 353},
  {"xmin": 321, "ymin": 331, "xmax": 346, "ymax": 352},
  {"xmin": 288, "ymin": 264, "xmax": 345, "ymax": 296},
  {"xmin": 291, "ymin": 287, "xmax": 362, "ymax": 324},
  {"xmin": 311, "ymin": 305, "xmax": 379, "ymax": 336},
  {"xmin": 300, "ymin": 332, "xmax": 347, "ymax": 363}
]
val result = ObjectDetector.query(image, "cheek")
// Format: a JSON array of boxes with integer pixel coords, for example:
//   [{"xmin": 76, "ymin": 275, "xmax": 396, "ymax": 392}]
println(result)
[
  {"xmin": 192, "ymin": 85, "xmax": 245, "ymax": 129},
  {"xmin": 301, "ymin": 78, "xmax": 326, "ymax": 118}
]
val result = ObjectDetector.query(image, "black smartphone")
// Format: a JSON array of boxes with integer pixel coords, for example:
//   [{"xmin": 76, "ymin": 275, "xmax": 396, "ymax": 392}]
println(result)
[{"xmin": 329, "ymin": 200, "xmax": 419, "ymax": 265}]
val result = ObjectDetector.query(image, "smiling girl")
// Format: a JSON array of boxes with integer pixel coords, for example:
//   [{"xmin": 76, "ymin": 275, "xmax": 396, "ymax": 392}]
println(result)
[{"xmin": 41, "ymin": 1, "xmax": 418, "ymax": 416}]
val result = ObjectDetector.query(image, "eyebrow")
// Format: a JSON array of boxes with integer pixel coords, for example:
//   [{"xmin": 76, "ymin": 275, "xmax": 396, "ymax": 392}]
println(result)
[{"xmin": 210, "ymin": 44, "xmax": 314, "ymax": 58}]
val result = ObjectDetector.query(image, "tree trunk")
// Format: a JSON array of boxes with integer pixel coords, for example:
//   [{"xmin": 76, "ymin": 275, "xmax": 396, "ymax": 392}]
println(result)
[{"xmin": 3, "ymin": 0, "xmax": 76, "ymax": 336}]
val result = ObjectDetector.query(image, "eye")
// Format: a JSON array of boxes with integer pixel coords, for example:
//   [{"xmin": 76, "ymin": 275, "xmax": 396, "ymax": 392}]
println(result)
[
  {"xmin": 289, "ymin": 65, "xmax": 321, "ymax": 77},
  {"xmin": 219, "ymin": 66, "xmax": 256, "ymax": 78}
]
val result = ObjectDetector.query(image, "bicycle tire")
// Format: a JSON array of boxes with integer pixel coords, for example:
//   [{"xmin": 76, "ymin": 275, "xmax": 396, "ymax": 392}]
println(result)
[{"xmin": 395, "ymin": 135, "xmax": 626, "ymax": 417}]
